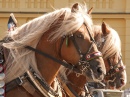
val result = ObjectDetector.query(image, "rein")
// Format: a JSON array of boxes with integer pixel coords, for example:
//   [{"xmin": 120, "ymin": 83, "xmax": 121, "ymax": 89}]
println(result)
[{"xmin": 25, "ymin": 46, "xmax": 81, "ymax": 74}]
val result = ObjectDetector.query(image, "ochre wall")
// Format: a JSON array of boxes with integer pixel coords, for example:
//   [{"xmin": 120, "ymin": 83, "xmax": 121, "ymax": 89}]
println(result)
[{"xmin": 0, "ymin": 0, "xmax": 130, "ymax": 89}]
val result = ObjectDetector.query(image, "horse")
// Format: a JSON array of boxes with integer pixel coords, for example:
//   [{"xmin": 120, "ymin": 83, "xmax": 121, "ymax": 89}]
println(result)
[
  {"xmin": 91, "ymin": 22, "xmax": 127, "ymax": 89},
  {"xmin": 54, "ymin": 22, "xmax": 127, "ymax": 97},
  {"xmin": 0, "ymin": 3, "xmax": 106, "ymax": 97}
]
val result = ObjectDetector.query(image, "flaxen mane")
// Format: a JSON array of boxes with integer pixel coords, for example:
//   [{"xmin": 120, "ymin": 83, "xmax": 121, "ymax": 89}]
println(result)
[
  {"xmin": 3, "ymin": 4, "xmax": 93, "ymax": 83},
  {"xmin": 93, "ymin": 25, "xmax": 121, "ymax": 59}
]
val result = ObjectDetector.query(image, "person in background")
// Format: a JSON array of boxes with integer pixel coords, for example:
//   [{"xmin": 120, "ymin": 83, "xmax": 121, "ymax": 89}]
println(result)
[{"xmin": 7, "ymin": 13, "xmax": 17, "ymax": 32}]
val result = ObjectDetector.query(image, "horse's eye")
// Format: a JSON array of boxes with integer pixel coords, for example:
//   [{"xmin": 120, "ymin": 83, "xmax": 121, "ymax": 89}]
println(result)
[{"xmin": 77, "ymin": 34, "xmax": 83, "ymax": 38}]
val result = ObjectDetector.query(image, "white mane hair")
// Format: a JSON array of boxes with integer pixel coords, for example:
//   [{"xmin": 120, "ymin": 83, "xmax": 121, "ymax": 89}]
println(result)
[
  {"xmin": 3, "ymin": 4, "xmax": 93, "ymax": 83},
  {"xmin": 93, "ymin": 25, "xmax": 121, "ymax": 59}
]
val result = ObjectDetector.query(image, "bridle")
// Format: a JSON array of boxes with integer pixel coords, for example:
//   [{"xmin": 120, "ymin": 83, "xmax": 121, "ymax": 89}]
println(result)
[
  {"xmin": 105, "ymin": 54, "xmax": 126, "ymax": 87},
  {"xmin": 25, "ymin": 23, "xmax": 103, "ymax": 75},
  {"xmin": 53, "ymin": 24, "xmax": 103, "ymax": 97},
  {"xmin": 58, "ymin": 24, "xmax": 103, "ymax": 75},
  {"xmin": 96, "ymin": 35, "xmax": 125, "ymax": 82}
]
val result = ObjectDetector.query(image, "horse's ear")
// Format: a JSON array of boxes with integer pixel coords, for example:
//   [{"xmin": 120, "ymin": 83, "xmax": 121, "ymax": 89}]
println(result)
[
  {"xmin": 88, "ymin": 7, "xmax": 93, "ymax": 14},
  {"xmin": 101, "ymin": 22, "xmax": 110, "ymax": 35},
  {"xmin": 71, "ymin": 3, "xmax": 79, "ymax": 12}
]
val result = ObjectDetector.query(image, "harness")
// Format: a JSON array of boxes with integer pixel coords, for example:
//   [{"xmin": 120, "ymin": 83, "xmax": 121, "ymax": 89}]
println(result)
[{"xmin": 57, "ymin": 73, "xmax": 83, "ymax": 97}]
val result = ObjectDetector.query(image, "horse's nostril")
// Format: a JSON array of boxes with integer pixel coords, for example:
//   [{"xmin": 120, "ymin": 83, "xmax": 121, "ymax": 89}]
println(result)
[{"xmin": 97, "ymin": 67, "xmax": 103, "ymax": 74}]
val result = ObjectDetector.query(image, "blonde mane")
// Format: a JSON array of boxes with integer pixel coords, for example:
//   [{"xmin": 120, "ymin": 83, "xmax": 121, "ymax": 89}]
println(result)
[
  {"xmin": 93, "ymin": 25, "xmax": 121, "ymax": 59},
  {"xmin": 3, "ymin": 4, "xmax": 93, "ymax": 83}
]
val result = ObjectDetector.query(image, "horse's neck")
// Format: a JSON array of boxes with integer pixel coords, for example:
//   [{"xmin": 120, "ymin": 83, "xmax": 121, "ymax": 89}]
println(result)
[
  {"xmin": 58, "ymin": 67, "xmax": 87, "ymax": 96},
  {"xmin": 35, "ymin": 34, "xmax": 61, "ymax": 85},
  {"xmin": 66, "ymin": 72, "xmax": 87, "ymax": 95}
]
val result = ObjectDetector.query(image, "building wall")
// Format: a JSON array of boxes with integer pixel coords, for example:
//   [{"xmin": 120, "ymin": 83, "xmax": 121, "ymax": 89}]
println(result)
[{"xmin": 0, "ymin": 0, "xmax": 130, "ymax": 89}]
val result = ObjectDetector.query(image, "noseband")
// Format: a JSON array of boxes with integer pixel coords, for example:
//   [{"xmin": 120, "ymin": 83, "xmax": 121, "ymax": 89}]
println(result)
[{"xmin": 106, "ymin": 55, "xmax": 125, "ymax": 77}]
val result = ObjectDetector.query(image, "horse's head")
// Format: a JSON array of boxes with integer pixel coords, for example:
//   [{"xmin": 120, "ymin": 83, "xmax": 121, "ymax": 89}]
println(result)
[
  {"xmin": 104, "ymin": 53, "xmax": 127, "ymax": 89},
  {"xmin": 59, "ymin": 3, "xmax": 106, "ymax": 82},
  {"xmin": 94, "ymin": 22, "xmax": 127, "ymax": 89}
]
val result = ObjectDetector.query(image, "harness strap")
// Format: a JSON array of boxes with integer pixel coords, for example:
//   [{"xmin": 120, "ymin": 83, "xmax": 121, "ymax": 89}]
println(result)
[
  {"xmin": 22, "ymin": 79, "xmax": 36, "ymax": 95},
  {"xmin": 70, "ymin": 35, "xmax": 82, "ymax": 55},
  {"xmin": 66, "ymin": 84, "xmax": 80, "ymax": 97},
  {"xmin": 86, "ymin": 52, "xmax": 102, "ymax": 61},
  {"xmin": 106, "ymin": 56, "xmax": 124, "ymax": 76},
  {"xmin": 57, "ymin": 76, "xmax": 78, "ymax": 97},
  {"xmin": 5, "ymin": 76, "xmax": 38, "ymax": 95},
  {"xmin": 26, "ymin": 70, "xmax": 51, "ymax": 97},
  {"xmin": 57, "ymin": 72, "xmax": 82, "ymax": 97},
  {"xmin": 28, "ymin": 67, "xmax": 60, "ymax": 97},
  {"xmin": 58, "ymin": 36, "xmax": 65, "ymax": 57},
  {"xmin": 84, "ymin": 23, "xmax": 96, "ymax": 43},
  {"xmin": 6, "ymin": 67, "xmax": 60, "ymax": 97},
  {"xmin": 6, "ymin": 76, "xmax": 25, "ymax": 92},
  {"xmin": 25, "ymin": 46, "xmax": 81, "ymax": 73}
]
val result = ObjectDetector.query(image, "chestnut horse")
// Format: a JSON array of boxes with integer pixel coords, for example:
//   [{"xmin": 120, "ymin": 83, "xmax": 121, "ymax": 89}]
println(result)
[
  {"xmin": 1, "ymin": 3, "xmax": 106, "ymax": 97},
  {"xmin": 55, "ymin": 22, "xmax": 127, "ymax": 97}
]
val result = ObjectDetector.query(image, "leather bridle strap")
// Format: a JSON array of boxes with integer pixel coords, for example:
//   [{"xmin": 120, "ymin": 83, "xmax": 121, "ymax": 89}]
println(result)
[
  {"xmin": 57, "ymin": 74, "xmax": 80, "ymax": 97},
  {"xmin": 6, "ymin": 77, "xmax": 24, "ymax": 92},
  {"xmin": 25, "ymin": 46, "xmax": 81, "ymax": 73},
  {"xmin": 58, "ymin": 36, "xmax": 65, "ymax": 57},
  {"xmin": 84, "ymin": 23, "xmax": 96, "ymax": 43},
  {"xmin": 66, "ymin": 84, "xmax": 80, "ymax": 97},
  {"xmin": 70, "ymin": 35, "xmax": 82, "ymax": 55},
  {"xmin": 106, "ymin": 56, "xmax": 124, "ymax": 76}
]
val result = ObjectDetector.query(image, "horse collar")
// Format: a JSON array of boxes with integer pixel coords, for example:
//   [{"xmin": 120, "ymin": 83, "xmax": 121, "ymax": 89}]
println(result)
[{"xmin": 6, "ymin": 67, "xmax": 60, "ymax": 97}]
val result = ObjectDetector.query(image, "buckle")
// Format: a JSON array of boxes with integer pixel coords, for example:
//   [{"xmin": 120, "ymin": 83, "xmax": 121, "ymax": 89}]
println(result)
[{"xmin": 17, "ymin": 76, "xmax": 24, "ymax": 85}]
